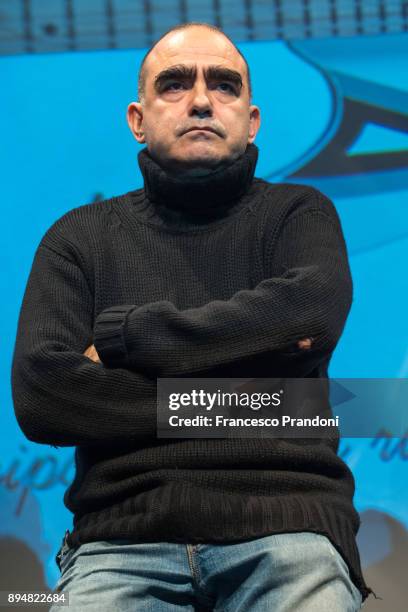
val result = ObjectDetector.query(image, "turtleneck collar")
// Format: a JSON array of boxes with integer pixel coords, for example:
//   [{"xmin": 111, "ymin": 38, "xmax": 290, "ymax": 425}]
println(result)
[{"xmin": 136, "ymin": 143, "xmax": 259, "ymax": 220}]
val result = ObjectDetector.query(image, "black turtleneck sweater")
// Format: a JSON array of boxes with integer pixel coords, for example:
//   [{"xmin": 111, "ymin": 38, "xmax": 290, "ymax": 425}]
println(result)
[{"xmin": 11, "ymin": 144, "xmax": 373, "ymax": 602}]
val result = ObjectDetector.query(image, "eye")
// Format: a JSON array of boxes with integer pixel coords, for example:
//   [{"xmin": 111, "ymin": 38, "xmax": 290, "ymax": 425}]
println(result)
[
  {"xmin": 164, "ymin": 82, "xmax": 185, "ymax": 91},
  {"xmin": 217, "ymin": 82, "xmax": 235, "ymax": 93}
]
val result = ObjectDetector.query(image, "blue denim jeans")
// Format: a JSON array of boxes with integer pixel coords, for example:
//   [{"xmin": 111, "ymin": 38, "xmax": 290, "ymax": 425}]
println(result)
[{"xmin": 51, "ymin": 531, "xmax": 363, "ymax": 611}]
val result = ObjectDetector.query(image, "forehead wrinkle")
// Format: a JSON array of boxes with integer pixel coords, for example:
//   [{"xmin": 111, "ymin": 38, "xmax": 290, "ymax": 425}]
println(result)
[
  {"xmin": 150, "ymin": 53, "xmax": 240, "ymax": 76},
  {"xmin": 148, "ymin": 38, "xmax": 243, "ymax": 77}
]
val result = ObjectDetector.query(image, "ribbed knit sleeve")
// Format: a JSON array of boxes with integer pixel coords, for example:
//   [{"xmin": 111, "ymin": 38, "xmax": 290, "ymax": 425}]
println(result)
[
  {"xmin": 93, "ymin": 204, "xmax": 353, "ymax": 377},
  {"xmin": 11, "ymin": 243, "xmax": 157, "ymax": 448}
]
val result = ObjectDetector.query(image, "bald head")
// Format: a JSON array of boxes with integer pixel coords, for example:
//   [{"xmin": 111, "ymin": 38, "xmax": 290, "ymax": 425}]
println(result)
[{"xmin": 137, "ymin": 22, "xmax": 252, "ymax": 104}]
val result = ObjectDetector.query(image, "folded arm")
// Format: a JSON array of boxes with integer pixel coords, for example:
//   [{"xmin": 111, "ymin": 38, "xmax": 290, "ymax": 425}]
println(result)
[
  {"xmin": 93, "ymin": 206, "xmax": 353, "ymax": 377},
  {"xmin": 11, "ymin": 244, "xmax": 158, "ymax": 448}
]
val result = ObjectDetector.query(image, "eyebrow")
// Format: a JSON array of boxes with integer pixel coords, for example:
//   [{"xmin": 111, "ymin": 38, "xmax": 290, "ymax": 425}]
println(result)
[{"xmin": 153, "ymin": 64, "xmax": 243, "ymax": 93}]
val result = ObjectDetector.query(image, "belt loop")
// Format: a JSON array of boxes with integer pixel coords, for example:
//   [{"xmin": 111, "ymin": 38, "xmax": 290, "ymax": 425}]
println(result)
[{"xmin": 56, "ymin": 529, "xmax": 71, "ymax": 571}]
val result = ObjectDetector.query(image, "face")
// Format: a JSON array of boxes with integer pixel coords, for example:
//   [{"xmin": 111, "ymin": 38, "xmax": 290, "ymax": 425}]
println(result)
[{"xmin": 127, "ymin": 27, "xmax": 261, "ymax": 176}]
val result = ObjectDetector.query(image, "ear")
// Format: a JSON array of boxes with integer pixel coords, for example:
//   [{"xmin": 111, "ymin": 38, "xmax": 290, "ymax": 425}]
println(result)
[
  {"xmin": 248, "ymin": 105, "xmax": 261, "ymax": 144},
  {"xmin": 127, "ymin": 102, "xmax": 145, "ymax": 144}
]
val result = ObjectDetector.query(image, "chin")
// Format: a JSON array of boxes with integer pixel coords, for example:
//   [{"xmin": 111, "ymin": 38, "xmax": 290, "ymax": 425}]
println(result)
[{"xmin": 179, "ymin": 145, "xmax": 228, "ymax": 166}]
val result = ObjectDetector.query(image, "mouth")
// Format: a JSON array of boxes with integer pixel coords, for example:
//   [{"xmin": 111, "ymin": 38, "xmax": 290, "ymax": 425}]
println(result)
[{"xmin": 184, "ymin": 127, "xmax": 218, "ymax": 135}]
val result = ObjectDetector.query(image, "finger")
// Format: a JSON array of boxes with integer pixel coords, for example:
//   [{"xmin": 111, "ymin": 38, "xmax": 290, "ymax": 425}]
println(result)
[{"xmin": 298, "ymin": 338, "xmax": 313, "ymax": 349}]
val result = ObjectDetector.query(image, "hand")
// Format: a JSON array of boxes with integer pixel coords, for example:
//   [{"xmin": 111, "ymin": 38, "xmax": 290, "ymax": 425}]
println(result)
[
  {"xmin": 83, "ymin": 343, "xmax": 101, "ymax": 363},
  {"xmin": 297, "ymin": 337, "xmax": 313, "ymax": 349}
]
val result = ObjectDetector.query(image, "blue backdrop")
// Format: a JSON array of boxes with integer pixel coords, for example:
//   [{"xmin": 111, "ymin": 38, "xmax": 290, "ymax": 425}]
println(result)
[{"xmin": 2, "ymin": 31, "xmax": 407, "ymax": 596}]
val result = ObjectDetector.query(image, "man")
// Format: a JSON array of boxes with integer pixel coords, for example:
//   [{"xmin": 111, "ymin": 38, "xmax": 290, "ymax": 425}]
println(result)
[{"xmin": 11, "ymin": 22, "xmax": 374, "ymax": 611}]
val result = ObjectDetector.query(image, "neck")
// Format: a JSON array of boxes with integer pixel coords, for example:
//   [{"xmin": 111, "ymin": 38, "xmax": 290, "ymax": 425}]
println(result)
[{"xmin": 137, "ymin": 143, "xmax": 259, "ymax": 216}]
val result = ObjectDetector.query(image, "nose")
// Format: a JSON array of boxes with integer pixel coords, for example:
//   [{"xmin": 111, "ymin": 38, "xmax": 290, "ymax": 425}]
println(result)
[{"xmin": 188, "ymin": 79, "xmax": 213, "ymax": 118}]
